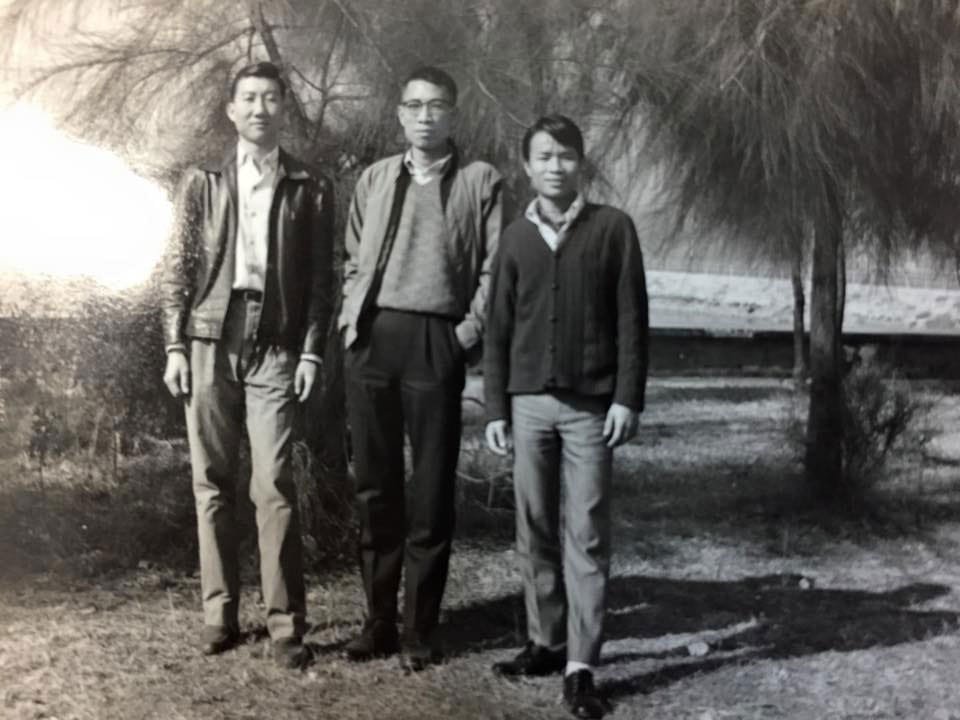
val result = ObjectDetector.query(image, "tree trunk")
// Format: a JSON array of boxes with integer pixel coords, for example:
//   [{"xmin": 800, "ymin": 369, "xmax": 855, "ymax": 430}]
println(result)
[
  {"xmin": 805, "ymin": 198, "xmax": 845, "ymax": 499},
  {"xmin": 790, "ymin": 239, "xmax": 807, "ymax": 387},
  {"xmin": 89, "ymin": 406, "xmax": 105, "ymax": 460}
]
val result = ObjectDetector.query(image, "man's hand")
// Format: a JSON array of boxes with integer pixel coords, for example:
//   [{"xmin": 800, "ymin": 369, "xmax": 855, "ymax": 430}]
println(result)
[
  {"xmin": 294, "ymin": 360, "xmax": 319, "ymax": 403},
  {"xmin": 603, "ymin": 403, "xmax": 638, "ymax": 448},
  {"xmin": 485, "ymin": 419, "xmax": 512, "ymax": 456},
  {"xmin": 163, "ymin": 351, "xmax": 191, "ymax": 398}
]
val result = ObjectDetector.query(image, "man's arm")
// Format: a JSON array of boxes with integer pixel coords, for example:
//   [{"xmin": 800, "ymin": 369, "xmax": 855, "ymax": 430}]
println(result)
[
  {"xmin": 612, "ymin": 213, "xmax": 650, "ymax": 413},
  {"xmin": 160, "ymin": 168, "xmax": 204, "ymax": 353},
  {"xmin": 455, "ymin": 166, "xmax": 504, "ymax": 356},
  {"xmin": 341, "ymin": 167, "xmax": 370, "ymax": 312},
  {"xmin": 160, "ymin": 169, "xmax": 203, "ymax": 398},
  {"xmin": 300, "ymin": 174, "xmax": 335, "ymax": 361},
  {"xmin": 482, "ymin": 235, "xmax": 515, "ymax": 426}
]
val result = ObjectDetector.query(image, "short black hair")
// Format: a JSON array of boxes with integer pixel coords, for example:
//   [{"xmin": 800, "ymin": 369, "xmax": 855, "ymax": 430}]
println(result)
[
  {"xmin": 401, "ymin": 66, "xmax": 458, "ymax": 105},
  {"xmin": 230, "ymin": 61, "xmax": 286, "ymax": 99},
  {"xmin": 522, "ymin": 114, "xmax": 584, "ymax": 161}
]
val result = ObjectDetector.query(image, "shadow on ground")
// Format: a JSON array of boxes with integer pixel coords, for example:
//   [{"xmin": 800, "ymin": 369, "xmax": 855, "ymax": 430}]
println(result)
[{"xmin": 442, "ymin": 573, "xmax": 958, "ymax": 701}]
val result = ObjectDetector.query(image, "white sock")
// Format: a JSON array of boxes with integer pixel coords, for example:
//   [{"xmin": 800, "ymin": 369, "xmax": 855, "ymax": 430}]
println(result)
[{"xmin": 565, "ymin": 660, "xmax": 591, "ymax": 677}]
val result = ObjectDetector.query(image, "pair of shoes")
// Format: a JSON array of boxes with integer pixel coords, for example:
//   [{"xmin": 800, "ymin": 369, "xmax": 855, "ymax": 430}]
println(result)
[
  {"xmin": 399, "ymin": 637, "xmax": 442, "ymax": 673},
  {"xmin": 344, "ymin": 619, "xmax": 400, "ymax": 661},
  {"xmin": 273, "ymin": 637, "xmax": 309, "ymax": 670},
  {"xmin": 563, "ymin": 670, "xmax": 608, "ymax": 719},
  {"xmin": 492, "ymin": 641, "xmax": 566, "ymax": 677},
  {"xmin": 199, "ymin": 625, "xmax": 241, "ymax": 656}
]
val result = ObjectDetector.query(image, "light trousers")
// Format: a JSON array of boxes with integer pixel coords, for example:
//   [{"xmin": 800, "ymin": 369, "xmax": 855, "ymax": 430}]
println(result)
[
  {"xmin": 184, "ymin": 294, "xmax": 306, "ymax": 640},
  {"xmin": 511, "ymin": 391, "xmax": 612, "ymax": 665}
]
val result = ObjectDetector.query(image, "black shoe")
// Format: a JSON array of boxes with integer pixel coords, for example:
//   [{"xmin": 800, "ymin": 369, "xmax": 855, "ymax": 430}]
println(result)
[
  {"xmin": 273, "ymin": 636, "xmax": 309, "ymax": 669},
  {"xmin": 563, "ymin": 670, "xmax": 608, "ymax": 719},
  {"xmin": 400, "ymin": 638, "xmax": 442, "ymax": 673},
  {"xmin": 344, "ymin": 619, "xmax": 400, "ymax": 661},
  {"xmin": 492, "ymin": 641, "xmax": 566, "ymax": 677},
  {"xmin": 199, "ymin": 625, "xmax": 241, "ymax": 656}
]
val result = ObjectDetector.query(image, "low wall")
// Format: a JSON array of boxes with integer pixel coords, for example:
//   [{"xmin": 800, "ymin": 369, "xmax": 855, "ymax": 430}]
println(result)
[{"xmin": 650, "ymin": 328, "xmax": 960, "ymax": 378}]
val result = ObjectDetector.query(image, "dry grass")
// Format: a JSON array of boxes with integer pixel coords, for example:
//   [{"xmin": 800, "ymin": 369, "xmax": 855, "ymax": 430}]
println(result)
[{"xmin": 4, "ymin": 378, "xmax": 960, "ymax": 719}]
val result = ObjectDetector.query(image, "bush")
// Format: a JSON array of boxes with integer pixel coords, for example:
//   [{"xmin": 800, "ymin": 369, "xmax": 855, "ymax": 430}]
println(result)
[
  {"xmin": 839, "ymin": 362, "xmax": 930, "ymax": 500},
  {"xmin": 787, "ymin": 361, "xmax": 931, "ymax": 507}
]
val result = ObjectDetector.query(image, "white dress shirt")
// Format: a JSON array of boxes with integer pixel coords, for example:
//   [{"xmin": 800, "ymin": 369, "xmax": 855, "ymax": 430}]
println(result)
[
  {"xmin": 233, "ymin": 141, "xmax": 280, "ymax": 291},
  {"xmin": 403, "ymin": 148, "xmax": 452, "ymax": 186}
]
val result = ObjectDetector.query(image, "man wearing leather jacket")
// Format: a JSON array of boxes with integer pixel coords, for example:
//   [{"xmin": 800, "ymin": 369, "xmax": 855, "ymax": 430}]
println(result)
[{"xmin": 160, "ymin": 61, "xmax": 334, "ymax": 669}]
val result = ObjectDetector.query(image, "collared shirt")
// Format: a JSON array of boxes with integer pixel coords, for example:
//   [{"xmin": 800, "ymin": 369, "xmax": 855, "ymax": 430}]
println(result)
[
  {"xmin": 233, "ymin": 141, "xmax": 280, "ymax": 291},
  {"xmin": 524, "ymin": 193, "xmax": 586, "ymax": 252},
  {"xmin": 403, "ymin": 148, "xmax": 452, "ymax": 186}
]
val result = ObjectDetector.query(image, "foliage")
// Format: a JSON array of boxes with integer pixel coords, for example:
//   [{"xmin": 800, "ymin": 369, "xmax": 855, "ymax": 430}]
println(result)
[
  {"xmin": 839, "ymin": 361, "xmax": 931, "ymax": 503},
  {"xmin": 5, "ymin": 1, "xmax": 960, "ymax": 499},
  {"xmin": 786, "ymin": 360, "xmax": 932, "ymax": 509}
]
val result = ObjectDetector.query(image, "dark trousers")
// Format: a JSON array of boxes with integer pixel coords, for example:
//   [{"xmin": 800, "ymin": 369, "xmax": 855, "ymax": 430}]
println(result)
[{"xmin": 344, "ymin": 308, "xmax": 465, "ymax": 643}]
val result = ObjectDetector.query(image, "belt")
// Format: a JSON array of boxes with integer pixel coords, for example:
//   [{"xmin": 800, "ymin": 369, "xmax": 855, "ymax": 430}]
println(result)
[{"xmin": 232, "ymin": 288, "xmax": 263, "ymax": 303}]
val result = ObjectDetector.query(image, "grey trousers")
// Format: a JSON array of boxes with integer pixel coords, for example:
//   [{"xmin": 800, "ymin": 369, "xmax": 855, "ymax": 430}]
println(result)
[
  {"xmin": 511, "ymin": 392, "xmax": 613, "ymax": 665},
  {"xmin": 184, "ymin": 293, "xmax": 306, "ymax": 640}
]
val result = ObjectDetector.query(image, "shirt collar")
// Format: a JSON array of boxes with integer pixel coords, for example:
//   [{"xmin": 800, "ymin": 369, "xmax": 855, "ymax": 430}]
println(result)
[
  {"xmin": 237, "ymin": 139, "xmax": 279, "ymax": 172},
  {"xmin": 525, "ymin": 193, "xmax": 586, "ymax": 233},
  {"xmin": 403, "ymin": 148, "xmax": 452, "ymax": 184}
]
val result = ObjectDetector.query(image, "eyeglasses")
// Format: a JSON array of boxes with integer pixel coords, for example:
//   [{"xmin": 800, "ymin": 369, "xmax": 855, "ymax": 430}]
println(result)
[{"xmin": 400, "ymin": 99, "xmax": 454, "ymax": 117}]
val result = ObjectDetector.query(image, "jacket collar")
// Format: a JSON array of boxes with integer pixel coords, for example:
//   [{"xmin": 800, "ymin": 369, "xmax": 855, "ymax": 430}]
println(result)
[
  {"xmin": 218, "ymin": 145, "xmax": 312, "ymax": 181},
  {"xmin": 395, "ymin": 141, "xmax": 459, "ymax": 211},
  {"xmin": 396, "ymin": 141, "xmax": 460, "ymax": 181},
  {"xmin": 219, "ymin": 144, "xmax": 312, "ymax": 212}
]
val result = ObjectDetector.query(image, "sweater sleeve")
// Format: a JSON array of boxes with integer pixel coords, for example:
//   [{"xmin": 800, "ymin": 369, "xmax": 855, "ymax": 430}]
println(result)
[
  {"xmin": 612, "ymin": 213, "xmax": 650, "ymax": 412},
  {"xmin": 483, "ymin": 232, "xmax": 515, "ymax": 422}
]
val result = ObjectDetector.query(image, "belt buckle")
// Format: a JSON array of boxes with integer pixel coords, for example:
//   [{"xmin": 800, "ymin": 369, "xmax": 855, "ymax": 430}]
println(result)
[{"xmin": 237, "ymin": 289, "xmax": 262, "ymax": 302}]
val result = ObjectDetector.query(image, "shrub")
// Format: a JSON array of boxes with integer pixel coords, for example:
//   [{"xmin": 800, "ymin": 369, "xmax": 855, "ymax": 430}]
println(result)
[
  {"xmin": 787, "ymin": 361, "xmax": 931, "ymax": 508},
  {"xmin": 839, "ymin": 362, "xmax": 930, "ymax": 501}
]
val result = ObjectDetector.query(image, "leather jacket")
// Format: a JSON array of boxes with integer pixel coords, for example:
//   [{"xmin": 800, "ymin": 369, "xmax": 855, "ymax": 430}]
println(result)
[{"xmin": 161, "ymin": 149, "xmax": 334, "ymax": 357}]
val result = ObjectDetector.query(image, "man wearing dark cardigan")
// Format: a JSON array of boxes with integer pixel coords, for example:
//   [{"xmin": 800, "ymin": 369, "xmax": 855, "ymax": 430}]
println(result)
[{"xmin": 484, "ymin": 115, "xmax": 648, "ymax": 719}]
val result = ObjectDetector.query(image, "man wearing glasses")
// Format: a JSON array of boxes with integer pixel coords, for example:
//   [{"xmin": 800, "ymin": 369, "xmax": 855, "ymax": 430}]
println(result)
[{"xmin": 338, "ymin": 66, "xmax": 504, "ymax": 671}]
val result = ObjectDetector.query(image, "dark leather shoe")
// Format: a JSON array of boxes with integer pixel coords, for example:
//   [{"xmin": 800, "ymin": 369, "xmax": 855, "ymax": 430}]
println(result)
[
  {"xmin": 399, "ymin": 639, "xmax": 442, "ymax": 673},
  {"xmin": 492, "ymin": 641, "xmax": 566, "ymax": 677},
  {"xmin": 199, "ymin": 625, "xmax": 240, "ymax": 656},
  {"xmin": 344, "ymin": 619, "xmax": 400, "ymax": 661},
  {"xmin": 273, "ymin": 637, "xmax": 309, "ymax": 669},
  {"xmin": 563, "ymin": 670, "xmax": 608, "ymax": 719}
]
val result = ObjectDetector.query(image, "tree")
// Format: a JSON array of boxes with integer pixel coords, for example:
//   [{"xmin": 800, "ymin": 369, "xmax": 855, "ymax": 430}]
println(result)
[
  {"xmin": 603, "ymin": 0, "xmax": 960, "ymax": 499},
  {"xmin": 1, "ymin": 0, "xmax": 641, "ymax": 543}
]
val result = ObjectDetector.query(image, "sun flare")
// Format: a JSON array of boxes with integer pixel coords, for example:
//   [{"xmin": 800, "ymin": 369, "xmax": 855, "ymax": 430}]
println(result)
[{"xmin": 0, "ymin": 104, "xmax": 171, "ymax": 291}]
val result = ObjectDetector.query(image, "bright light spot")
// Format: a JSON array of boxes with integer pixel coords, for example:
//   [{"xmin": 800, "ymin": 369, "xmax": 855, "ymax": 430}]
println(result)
[{"xmin": 0, "ymin": 104, "xmax": 171, "ymax": 290}]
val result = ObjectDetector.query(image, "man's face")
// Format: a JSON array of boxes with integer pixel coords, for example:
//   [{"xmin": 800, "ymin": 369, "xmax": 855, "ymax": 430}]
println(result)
[
  {"xmin": 397, "ymin": 79, "xmax": 456, "ymax": 152},
  {"xmin": 226, "ymin": 76, "xmax": 284, "ymax": 148},
  {"xmin": 524, "ymin": 131, "xmax": 582, "ymax": 202}
]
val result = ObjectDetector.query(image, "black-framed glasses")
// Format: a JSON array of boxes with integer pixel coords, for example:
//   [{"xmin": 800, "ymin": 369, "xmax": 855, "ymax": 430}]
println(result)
[{"xmin": 400, "ymin": 99, "xmax": 454, "ymax": 116}]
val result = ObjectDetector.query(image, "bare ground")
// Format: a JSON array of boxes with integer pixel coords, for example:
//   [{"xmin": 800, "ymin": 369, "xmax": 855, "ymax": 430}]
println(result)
[{"xmin": 4, "ymin": 378, "xmax": 960, "ymax": 720}]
